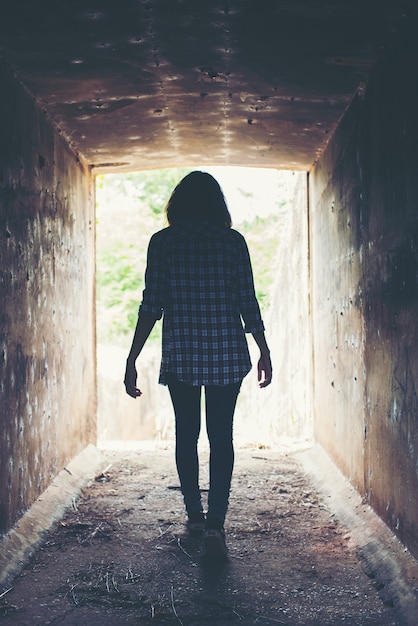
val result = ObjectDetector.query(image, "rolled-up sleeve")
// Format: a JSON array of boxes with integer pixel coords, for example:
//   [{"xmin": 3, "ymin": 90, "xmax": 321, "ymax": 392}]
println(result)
[
  {"xmin": 236, "ymin": 235, "xmax": 265, "ymax": 334},
  {"xmin": 138, "ymin": 233, "xmax": 165, "ymax": 320}
]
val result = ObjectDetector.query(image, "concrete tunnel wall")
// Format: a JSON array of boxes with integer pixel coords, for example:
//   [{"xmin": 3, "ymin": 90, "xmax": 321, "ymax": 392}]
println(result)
[
  {"xmin": 0, "ymin": 61, "xmax": 97, "ymax": 534},
  {"xmin": 1, "ymin": 13, "xmax": 418, "ymax": 565},
  {"xmin": 310, "ymin": 26, "xmax": 418, "ymax": 558}
]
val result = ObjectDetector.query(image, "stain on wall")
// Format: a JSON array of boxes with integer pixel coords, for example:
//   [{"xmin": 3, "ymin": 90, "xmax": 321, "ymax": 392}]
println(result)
[
  {"xmin": 0, "ymin": 62, "xmax": 96, "ymax": 534},
  {"xmin": 310, "ymin": 22, "xmax": 418, "ymax": 557}
]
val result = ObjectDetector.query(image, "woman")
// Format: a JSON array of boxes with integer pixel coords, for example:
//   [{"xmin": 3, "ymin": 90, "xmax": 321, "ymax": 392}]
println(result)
[{"xmin": 124, "ymin": 171, "xmax": 272, "ymax": 560}]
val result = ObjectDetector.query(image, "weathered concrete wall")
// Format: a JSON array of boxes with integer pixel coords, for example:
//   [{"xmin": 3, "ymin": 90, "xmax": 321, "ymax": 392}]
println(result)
[
  {"xmin": 243, "ymin": 173, "xmax": 312, "ymax": 444},
  {"xmin": 310, "ymin": 93, "xmax": 366, "ymax": 491},
  {"xmin": 0, "ymin": 62, "xmax": 96, "ymax": 535},
  {"xmin": 310, "ymin": 23, "xmax": 418, "ymax": 557},
  {"xmin": 97, "ymin": 343, "xmax": 173, "ymax": 443}
]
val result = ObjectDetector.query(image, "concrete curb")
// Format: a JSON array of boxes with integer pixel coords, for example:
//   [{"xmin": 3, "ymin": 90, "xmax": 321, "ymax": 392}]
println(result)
[
  {"xmin": 0, "ymin": 444, "xmax": 103, "ymax": 591},
  {"xmin": 297, "ymin": 443, "xmax": 418, "ymax": 626}
]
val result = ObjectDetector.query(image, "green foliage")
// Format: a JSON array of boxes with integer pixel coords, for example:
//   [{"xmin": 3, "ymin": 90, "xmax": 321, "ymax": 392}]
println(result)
[
  {"xmin": 96, "ymin": 167, "xmax": 288, "ymax": 346},
  {"xmin": 96, "ymin": 168, "xmax": 192, "ymax": 345},
  {"xmin": 240, "ymin": 214, "xmax": 281, "ymax": 311},
  {"xmin": 96, "ymin": 167, "xmax": 191, "ymax": 216}
]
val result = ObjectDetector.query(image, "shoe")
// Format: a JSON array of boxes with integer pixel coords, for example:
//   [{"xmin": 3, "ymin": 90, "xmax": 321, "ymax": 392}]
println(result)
[
  {"xmin": 202, "ymin": 528, "xmax": 228, "ymax": 560},
  {"xmin": 187, "ymin": 511, "xmax": 205, "ymax": 534}
]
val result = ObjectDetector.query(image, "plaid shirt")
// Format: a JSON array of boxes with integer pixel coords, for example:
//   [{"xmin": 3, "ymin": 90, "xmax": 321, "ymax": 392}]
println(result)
[{"xmin": 139, "ymin": 221, "xmax": 265, "ymax": 385}]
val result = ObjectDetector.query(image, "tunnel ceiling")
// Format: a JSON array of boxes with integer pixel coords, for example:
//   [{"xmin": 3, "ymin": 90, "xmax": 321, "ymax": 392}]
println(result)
[{"xmin": 0, "ymin": 1, "xmax": 407, "ymax": 173}]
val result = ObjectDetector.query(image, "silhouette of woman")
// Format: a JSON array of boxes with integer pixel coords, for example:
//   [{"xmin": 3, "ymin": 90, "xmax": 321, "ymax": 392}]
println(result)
[{"xmin": 124, "ymin": 171, "xmax": 272, "ymax": 559}]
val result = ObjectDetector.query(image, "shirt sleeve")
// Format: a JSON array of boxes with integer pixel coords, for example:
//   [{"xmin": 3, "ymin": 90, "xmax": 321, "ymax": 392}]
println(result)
[
  {"xmin": 138, "ymin": 232, "xmax": 165, "ymax": 320},
  {"xmin": 235, "ymin": 233, "xmax": 265, "ymax": 334}
]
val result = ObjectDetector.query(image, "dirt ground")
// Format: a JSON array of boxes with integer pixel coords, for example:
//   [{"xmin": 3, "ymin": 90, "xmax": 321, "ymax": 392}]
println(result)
[{"xmin": 0, "ymin": 445, "xmax": 415, "ymax": 625}]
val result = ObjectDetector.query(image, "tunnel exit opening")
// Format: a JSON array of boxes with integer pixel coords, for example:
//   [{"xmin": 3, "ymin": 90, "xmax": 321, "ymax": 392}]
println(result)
[{"xmin": 95, "ymin": 166, "xmax": 311, "ymax": 450}]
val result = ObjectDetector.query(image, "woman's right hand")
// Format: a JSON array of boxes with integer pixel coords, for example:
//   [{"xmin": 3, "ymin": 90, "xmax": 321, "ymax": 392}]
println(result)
[{"xmin": 257, "ymin": 352, "xmax": 272, "ymax": 388}]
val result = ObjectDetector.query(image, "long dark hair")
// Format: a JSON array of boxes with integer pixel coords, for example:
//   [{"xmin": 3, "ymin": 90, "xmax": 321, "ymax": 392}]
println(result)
[{"xmin": 165, "ymin": 171, "xmax": 232, "ymax": 228}]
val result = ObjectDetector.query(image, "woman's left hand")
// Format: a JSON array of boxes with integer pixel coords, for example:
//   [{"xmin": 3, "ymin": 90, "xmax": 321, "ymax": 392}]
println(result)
[{"xmin": 124, "ymin": 360, "xmax": 142, "ymax": 398}]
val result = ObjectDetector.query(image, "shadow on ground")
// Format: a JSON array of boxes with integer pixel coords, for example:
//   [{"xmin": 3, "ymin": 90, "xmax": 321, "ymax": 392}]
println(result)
[{"xmin": 0, "ymin": 445, "xmax": 414, "ymax": 625}]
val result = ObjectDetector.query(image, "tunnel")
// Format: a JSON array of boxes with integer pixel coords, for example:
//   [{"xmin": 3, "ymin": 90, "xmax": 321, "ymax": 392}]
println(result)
[{"xmin": 1, "ymin": 0, "xmax": 418, "ymax": 601}]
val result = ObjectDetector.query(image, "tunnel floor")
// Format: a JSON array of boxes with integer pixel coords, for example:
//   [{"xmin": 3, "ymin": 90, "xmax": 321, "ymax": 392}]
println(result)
[{"xmin": 1, "ymin": 444, "xmax": 416, "ymax": 625}]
